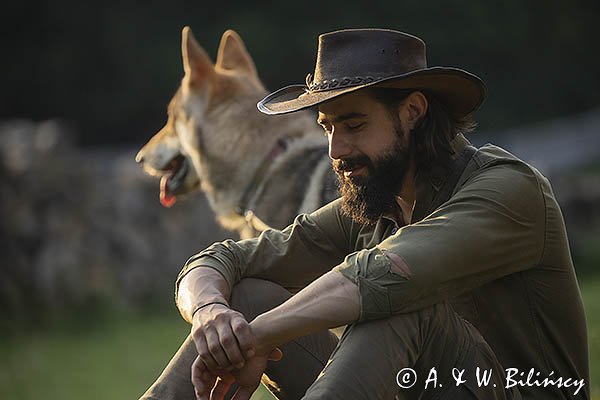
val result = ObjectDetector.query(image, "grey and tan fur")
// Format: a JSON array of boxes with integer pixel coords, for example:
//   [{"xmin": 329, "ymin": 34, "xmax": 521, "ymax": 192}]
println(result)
[{"xmin": 136, "ymin": 27, "xmax": 337, "ymax": 239}]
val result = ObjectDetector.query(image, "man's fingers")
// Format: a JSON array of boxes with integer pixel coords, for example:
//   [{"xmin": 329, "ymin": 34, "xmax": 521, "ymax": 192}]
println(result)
[
  {"xmin": 210, "ymin": 373, "xmax": 235, "ymax": 400},
  {"xmin": 191, "ymin": 356, "xmax": 214, "ymax": 400},
  {"xmin": 204, "ymin": 327, "xmax": 231, "ymax": 370},
  {"xmin": 191, "ymin": 355, "xmax": 205, "ymax": 392},
  {"xmin": 230, "ymin": 317, "xmax": 256, "ymax": 359},
  {"xmin": 192, "ymin": 308, "xmax": 256, "ymax": 372},
  {"xmin": 193, "ymin": 330, "xmax": 220, "ymax": 372},
  {"xmin": 215, "ymin": 323, "xmax": 246, "ymax": 369}
]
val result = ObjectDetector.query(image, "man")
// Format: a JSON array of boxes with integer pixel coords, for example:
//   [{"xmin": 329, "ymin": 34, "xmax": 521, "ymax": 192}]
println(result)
[{"xmin": 141, "ymin": 29, "xmax": 589, "ymax": 400}]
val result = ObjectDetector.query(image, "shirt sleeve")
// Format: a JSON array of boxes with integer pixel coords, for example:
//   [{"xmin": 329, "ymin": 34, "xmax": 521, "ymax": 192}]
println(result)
[
  {"xmin": 175, "ymin": 198, "xmax": 354, "ymax": 299},
  {"xmin": 335, "ymin": 161, "xmax": 547, "ymax": 321}
]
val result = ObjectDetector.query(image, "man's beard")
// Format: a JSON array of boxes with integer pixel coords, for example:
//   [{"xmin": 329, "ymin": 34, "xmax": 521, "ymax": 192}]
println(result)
[{"xmin": 333, "ymin": 128, "xmax": 411, "ymax": 225}]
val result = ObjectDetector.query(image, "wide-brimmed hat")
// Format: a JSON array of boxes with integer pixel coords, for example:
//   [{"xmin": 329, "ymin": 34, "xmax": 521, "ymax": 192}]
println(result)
[{"xmin": 257, "ymin": 29, "xmax": 486, "ymax": 118}]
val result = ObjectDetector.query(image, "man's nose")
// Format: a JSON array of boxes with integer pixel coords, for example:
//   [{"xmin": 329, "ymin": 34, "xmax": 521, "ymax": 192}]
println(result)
[{"xmin": 328, "ymin": 132, "xmax": 352, "ymax": 160}]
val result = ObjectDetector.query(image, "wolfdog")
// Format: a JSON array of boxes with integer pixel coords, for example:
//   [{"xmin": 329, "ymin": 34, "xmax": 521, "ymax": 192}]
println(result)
[{"xmin": 136, "ymin": 27, "xmax": 337, "ymax": 239}]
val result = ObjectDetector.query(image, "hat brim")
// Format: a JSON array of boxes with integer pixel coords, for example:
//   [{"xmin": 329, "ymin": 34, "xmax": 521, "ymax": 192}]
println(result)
[{"xmin": 257, "ymin": 67, "xmax": 486, "ymax": 118}]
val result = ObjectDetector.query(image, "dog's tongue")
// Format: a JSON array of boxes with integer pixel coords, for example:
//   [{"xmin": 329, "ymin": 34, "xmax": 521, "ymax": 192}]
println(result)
[{"xmin": 159, "ymin": 176, "xmax": 177, "ymax": 208}]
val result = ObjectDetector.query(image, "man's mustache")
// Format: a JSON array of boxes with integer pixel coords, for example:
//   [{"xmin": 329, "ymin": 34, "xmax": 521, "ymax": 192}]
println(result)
[{"xmin": 333, "ymin": 155, "xmax": 372, "ymax": 173}]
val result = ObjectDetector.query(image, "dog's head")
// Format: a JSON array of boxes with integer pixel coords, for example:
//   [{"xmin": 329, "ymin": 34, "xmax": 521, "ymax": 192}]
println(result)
[{"xmin": 136, "ymin": 27, "xmax": 266, "ymax": 207}]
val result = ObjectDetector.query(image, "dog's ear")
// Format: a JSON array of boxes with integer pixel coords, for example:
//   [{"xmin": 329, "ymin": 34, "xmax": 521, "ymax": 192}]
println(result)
[
  {"xmin": 216, "ymin": 29, "xmax": 258, "ymax": 78},
  {"xmin": 181, "ymin": 26, "xmax": 214, "ymax": 86}
]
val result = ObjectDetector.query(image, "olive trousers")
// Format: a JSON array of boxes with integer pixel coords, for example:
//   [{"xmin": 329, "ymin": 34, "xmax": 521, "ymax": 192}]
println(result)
[{"xmin": 139, "ymin": 278, "xmax": 519, "ymax": 400}]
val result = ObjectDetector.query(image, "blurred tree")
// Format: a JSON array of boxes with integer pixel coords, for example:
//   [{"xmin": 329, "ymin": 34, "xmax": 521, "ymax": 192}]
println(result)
[{"xmin": 1, "ymin": 0, "xmax": 598, "ymax": 145}]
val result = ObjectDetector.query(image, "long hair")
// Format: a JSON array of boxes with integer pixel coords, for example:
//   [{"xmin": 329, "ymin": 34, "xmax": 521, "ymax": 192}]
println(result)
[{"xmin": 366, "ymin": 87, "xmax": 476, "ymax": 175}]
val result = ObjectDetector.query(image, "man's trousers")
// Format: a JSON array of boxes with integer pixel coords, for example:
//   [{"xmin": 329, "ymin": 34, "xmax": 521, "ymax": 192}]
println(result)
[{"xmin": 139, "ymin": 278, "xmax": 520, "ymax": 399}]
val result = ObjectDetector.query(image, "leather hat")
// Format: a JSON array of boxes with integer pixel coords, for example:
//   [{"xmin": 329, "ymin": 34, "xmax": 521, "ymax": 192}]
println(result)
[{"xmin": 257, "ymin": 29, "xmax": 486, "ymax": 118}]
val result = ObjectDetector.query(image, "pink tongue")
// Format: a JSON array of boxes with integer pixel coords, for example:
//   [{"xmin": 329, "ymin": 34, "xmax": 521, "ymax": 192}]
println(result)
[{"xmin": 160, "ymin": 176, "xmax": 177, "ymax": 208}]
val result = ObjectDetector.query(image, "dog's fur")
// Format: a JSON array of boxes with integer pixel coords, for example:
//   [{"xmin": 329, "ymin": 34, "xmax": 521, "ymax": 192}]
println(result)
[{"xmin": 136, "ymin": 27, "xmax": 338, "ymax": 239}]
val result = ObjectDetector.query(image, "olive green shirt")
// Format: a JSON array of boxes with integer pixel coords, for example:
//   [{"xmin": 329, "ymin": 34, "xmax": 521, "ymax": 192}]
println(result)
[{"xmin": 176, "ymin": 135, "xmax": 589, "ymax": 399}]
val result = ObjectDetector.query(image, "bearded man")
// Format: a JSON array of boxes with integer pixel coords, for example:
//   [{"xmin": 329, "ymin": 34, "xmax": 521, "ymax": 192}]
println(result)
[{"xmin": 141, "ymin": 29, "xmax": 589, "ymax": 400}]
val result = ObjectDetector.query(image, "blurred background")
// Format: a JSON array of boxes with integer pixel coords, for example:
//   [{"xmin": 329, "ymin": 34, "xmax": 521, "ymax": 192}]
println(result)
[{"xmin": 0, "ymin": 0, "xmax": 598, "ymax": 398}]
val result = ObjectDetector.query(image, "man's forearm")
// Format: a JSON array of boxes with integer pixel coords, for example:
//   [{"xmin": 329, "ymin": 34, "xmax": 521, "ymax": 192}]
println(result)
[
  {"xmin": 177, "ymin": 267, "xmax": 231, "ymax": 323},
  {"xmin": 249, "ymin": 270, "xmax": 360, "ymax": 354}
]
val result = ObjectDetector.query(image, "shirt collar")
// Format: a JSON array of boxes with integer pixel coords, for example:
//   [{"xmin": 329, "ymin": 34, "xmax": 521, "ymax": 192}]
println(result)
[{"xmin": 382, "ymin": 134, "xmax": 471, "ymax": 226}]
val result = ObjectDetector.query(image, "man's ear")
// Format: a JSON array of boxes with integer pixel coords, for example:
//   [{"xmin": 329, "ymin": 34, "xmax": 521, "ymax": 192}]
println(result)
[{"xmin": 398, "ymin": 91, "xmax": 428, "ymax": 131}]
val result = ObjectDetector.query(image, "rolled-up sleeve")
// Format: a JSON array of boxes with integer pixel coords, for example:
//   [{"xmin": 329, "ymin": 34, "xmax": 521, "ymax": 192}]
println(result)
[
  {"xmin": 175, "ymin": 198, "xmax": 354, "ymax": 298},
  {"xmin": 335, "ymin": 162, "xmax": 546, "ymax": 321}
]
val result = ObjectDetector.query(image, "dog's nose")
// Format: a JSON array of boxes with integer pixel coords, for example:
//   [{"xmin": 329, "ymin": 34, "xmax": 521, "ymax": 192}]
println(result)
[{"xmin": 135, "ymin": 150, "xmax": 144, "ymax": 163}]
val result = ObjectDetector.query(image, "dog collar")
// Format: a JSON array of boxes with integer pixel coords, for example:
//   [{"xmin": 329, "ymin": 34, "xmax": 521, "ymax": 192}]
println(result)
[{"xmin": 235, "ymin": 138, "xmax": 289, "ymax": 217}]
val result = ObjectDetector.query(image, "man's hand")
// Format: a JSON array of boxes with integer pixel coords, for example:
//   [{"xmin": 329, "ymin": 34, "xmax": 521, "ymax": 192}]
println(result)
[
  {"xmin": 191, "ymin": 349, "xmax": 283, "ymax": 400},
  {"xmin": 191, "ymin": 303, "xmax": 256, "ymax": 372}
]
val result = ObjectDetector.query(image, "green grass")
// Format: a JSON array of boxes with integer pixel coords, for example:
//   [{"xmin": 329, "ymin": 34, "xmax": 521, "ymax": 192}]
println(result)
[
  {"xmin": 1, "ymin": 278, "xmax": 599, "ymax": 399},
  {"xmin": 582, "ymin": 277, "xmax": 600, "ymax": 398},
  {"xmin": 0, "ymin": 310, "xmax": 190, "ymax": 400},
  {"xmin": 0, "ymin": 310, "xmax": 276, "ymax": 400}
]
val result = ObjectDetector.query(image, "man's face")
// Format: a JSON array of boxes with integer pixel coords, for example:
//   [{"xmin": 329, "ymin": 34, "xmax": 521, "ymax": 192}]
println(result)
[{"xmin": 317, "ymin": 90, "xmax": 413, "ymax": 224}]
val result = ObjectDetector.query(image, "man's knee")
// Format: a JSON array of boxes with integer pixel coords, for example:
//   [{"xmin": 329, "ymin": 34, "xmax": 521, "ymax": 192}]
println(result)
[
  {"xmin": 303, "ymin": 303, "xmax": 502, "ymax": 400},
  {"xmin": 229, "ymin": 278, "xmax": 292, "ymax": 321}
]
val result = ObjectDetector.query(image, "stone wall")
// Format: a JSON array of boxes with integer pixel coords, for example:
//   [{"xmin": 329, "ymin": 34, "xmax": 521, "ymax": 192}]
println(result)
[{"xmin": 0, "ymin": 120, "xmax": 229, "ymax": 324}]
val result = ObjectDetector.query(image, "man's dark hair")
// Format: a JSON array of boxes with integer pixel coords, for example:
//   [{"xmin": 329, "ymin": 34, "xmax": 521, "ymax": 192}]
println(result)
[{"xmin": 366, "ymin": 87, "xmax": 476, "ymax": 174}]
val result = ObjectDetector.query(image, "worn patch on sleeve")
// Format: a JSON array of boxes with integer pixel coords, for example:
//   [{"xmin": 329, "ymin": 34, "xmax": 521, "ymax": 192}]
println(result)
[
  {"xmin": 382, "ymin": 249, "xmax": 413, "ymax": 279},
  {"xmin": 335, "ymin": 247, "xmax": 410, "ymax": 321}
]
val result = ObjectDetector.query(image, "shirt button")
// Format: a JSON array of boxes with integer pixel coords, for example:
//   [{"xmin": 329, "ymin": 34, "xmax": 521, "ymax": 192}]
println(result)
[{"xmin": 391, "ymin": 227, "xmax": 398, "ymax": 235}]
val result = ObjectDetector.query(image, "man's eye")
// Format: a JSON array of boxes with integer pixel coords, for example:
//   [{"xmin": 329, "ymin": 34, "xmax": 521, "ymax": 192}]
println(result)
[{"xmin": 346, "ymin": 123, "xmax": 365, "ymax": 131}]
